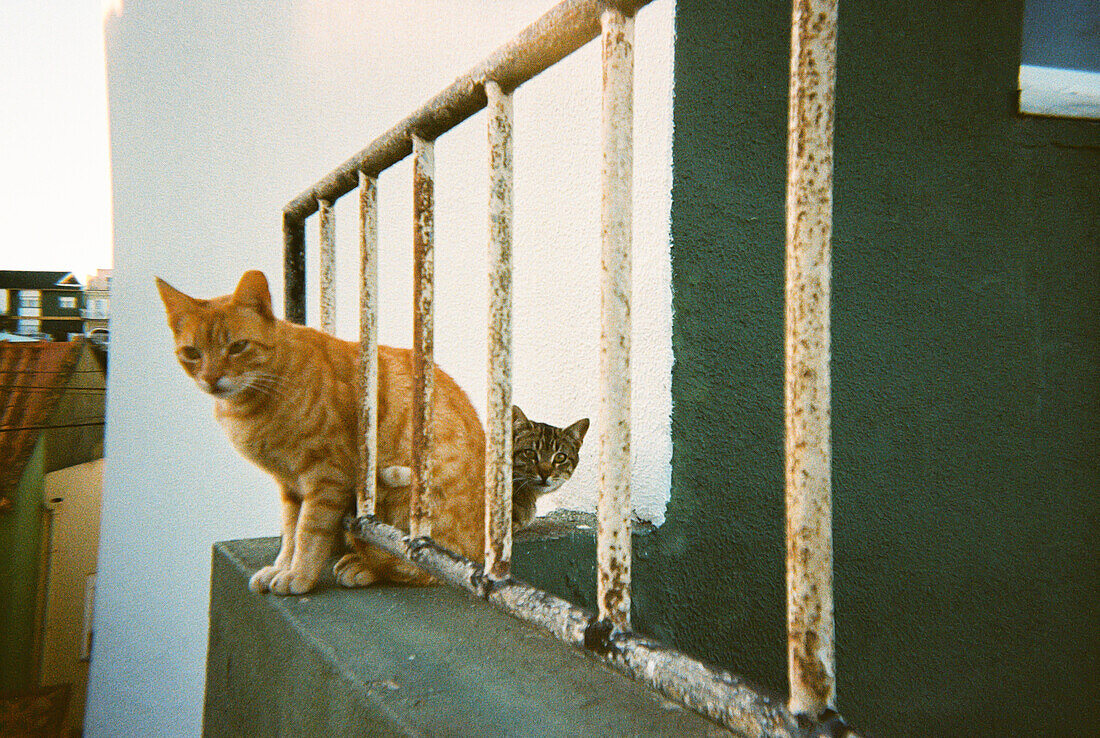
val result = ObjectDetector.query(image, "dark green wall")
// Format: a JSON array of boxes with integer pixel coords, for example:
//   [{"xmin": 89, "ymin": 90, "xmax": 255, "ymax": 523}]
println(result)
[
  {"xmin": 0, "ymin": 440, "xmax": 46, "ymax": 693},
  {"xmin": 659, "ymin": 0, "xmax": 1098, "ymax": 734}
]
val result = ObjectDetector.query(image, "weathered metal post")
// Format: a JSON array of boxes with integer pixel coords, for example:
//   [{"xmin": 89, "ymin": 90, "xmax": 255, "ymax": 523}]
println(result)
[
  {"xmin": 597, "ymin": 4, "xmax": 634, "ymax": 633},
  {"xmin": 410, "ymin": 134, "xmax": 436, "ymax": 540},
  {"xmin": 784, "ymin": 0, "xmax": 839, "ymax": 720},
  {"xmin": 484, "ymin": 79, "xmax": 514, "ymax": 581},
  {"xmin": 318, "ymin": 199, "xmax": 337, "ymax": 334},
  {"xmin": 283, "ymin": 212, "xmax": 306, "ymax": 325},
  {"xmin": 358, "ymin": 172, "xmax": 379, "ymax": 518}
]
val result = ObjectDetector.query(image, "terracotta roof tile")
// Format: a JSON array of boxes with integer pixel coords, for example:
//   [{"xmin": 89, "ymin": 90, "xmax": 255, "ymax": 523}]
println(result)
[{"xmin": 0, "ymin": 341, "xmax": 86, "ymax": 505}]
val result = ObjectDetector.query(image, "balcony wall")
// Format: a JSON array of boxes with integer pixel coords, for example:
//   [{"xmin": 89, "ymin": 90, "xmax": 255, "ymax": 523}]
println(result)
[{"xmin": 204, "ymin": 537, "xmax": 731, "ymax": 737}]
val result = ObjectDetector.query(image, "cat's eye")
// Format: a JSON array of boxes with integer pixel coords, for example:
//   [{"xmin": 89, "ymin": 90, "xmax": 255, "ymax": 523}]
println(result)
[
  {"xmin": 227, "ymin": 340, "xmax": 250, "ymax": 356},
  {"xmin": 517, "ymin": 449, "xmax": 537, "ymax": 460},
  {"xmin": 554, "ymin": 453, "xmax": 567, "ymax": 463},
  {"xmin": 178, "ymin": 346, "xmax": 201, "ymax": 362}
]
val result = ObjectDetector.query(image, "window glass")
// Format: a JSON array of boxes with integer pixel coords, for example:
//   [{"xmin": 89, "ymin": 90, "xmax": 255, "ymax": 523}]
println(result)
[{"xmin": 1020, "ymin": 0, "xmax": 1100, "ymax": 118}]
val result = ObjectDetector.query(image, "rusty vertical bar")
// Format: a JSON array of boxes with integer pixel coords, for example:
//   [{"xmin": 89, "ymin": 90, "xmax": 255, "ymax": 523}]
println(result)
[
  {"xmin": 283, "ymin": 212, "xmax": 306, "ymax": 325},
  {"xmin": 318, "ymin": 199, "xmax": 337, "ymax": 334},
  {"xmin": 484, "ymin": 80, "xmax": 514, "ymax": 580},
  {"xmin": 410, "ymin": 135, "xmax": 435, "ymax": 539},
  {"xmin": 358, "ymin": 172, "xmax": 379, "ymax": 518},
  {"xmin": 596, "ymin": 5, "xmax": 634, "ymax": 632},
  {"xmin": 784, "ymin": 0, "xmax": 838, "ymax": 719}
]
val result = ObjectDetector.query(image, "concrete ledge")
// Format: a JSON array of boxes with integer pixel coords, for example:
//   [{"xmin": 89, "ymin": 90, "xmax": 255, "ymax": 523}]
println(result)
[{"xmin": 204, "ymin": 538, "xmax": 730, "ymax": 737}]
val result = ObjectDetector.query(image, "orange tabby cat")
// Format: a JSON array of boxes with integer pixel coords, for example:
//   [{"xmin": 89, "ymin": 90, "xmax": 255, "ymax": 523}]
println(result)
[{"xmin": 156, "ymin": 270, "xmax": 485, "ymax": 595}]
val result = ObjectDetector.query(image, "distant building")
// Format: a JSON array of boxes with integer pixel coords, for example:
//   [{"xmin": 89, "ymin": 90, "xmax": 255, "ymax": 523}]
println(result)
[
  {"xmin": 82, "ymin": 269, "xmax": 112, "ymax": 335},
  {"xmin": 0, "ymin": 272, "xmax": 84, "ymax": 342},
  {"xmin": 82, "ymin": 269, "xmax": 112, "ymax": 364}
]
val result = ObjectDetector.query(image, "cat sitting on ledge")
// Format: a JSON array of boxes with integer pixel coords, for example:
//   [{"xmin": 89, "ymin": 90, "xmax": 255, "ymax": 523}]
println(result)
[{"xmin": 156, "ymin": 270, "xmax": 486, "ymax": 595}]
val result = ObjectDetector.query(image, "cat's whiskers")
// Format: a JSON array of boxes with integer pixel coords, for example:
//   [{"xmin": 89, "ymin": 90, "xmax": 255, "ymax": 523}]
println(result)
[
  {"xmin": 513, "ymin": 477, "xmax": 544, "ymax": 494},
  {"xmin": 245, "ymin": 381, "xmax": 280, "ymax": 399},
  {"xmin": 243, "ymin": 371, "xmax": 290, "ymax": 399}
]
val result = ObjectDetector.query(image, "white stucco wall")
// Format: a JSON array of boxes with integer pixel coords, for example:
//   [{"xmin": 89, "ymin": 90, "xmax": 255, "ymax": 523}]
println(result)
[{"xmin": 87, "ymin": 1, "xmax": 673, "ymax": 734}]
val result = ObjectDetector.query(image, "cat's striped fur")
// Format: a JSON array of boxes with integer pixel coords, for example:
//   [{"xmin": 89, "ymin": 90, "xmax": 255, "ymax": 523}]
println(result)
[
  {"xmin": 156, "ymin": 270, "xmax": 485, "ymax": 595},
  {"xmin": 509, "ymin": 405, "xmax": 588, "ymax": 530},
  {"xmin": 378, "ymin": 406, "xmax": 588, "ymax": 531}
]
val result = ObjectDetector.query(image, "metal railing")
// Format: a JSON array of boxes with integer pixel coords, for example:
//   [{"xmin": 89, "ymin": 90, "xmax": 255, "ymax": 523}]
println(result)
[{"xmin": 280, "ymin": 0, "xmax": 851, "ymax": 735}]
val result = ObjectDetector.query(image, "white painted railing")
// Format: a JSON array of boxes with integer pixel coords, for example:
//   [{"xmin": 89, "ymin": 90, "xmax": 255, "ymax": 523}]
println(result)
[{"xmin": 280, "ymin": 1, "xmax": 850, "ymax": 734}]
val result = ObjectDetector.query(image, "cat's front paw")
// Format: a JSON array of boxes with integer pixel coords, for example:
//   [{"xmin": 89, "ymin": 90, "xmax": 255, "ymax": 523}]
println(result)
[
  {"xmin": 378, "ymin": 465, "xmax": 412, "ymax": 487},
  {"xmin": 268, "ymin": 569, "xmax": 315, "ymax": 595},
  {"xmin": 249, "ymin": 565, "xmax": 284, "ymax": 593},
  {"xmin": 334, "ymin": 554, "xmax": 379, "ymax": 588}
]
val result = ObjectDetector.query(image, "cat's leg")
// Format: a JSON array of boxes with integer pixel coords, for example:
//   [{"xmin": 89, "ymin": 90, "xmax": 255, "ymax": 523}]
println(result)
[
  {"xmin": 512, "ymin": 493, "xmax": 537, "ymax": 532},
  {"xmin": 378, "ymin": 465, "xmax": 412, "ymax": 487},
  {"xmin": 333, "ymin": 546, "xmax": 379, "ymax": 587},
  {"xmin": 268, "ymin": 473, "xmax": 345, "ymax": 595},
  {"xmin": 249, "ymin": 486, "xmax": 299, "ymax": 593},
  {"xmin": 335, "ymin": 541, "xmax": 433, "ymax": 587}
]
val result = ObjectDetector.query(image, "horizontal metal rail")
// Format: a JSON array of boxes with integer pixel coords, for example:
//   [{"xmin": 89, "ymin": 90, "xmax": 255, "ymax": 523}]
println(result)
[
  {"xmin": 282, "ymin": 0, "xmax": 654, "ymax": 225},
  {"xmin": 345, "ymin": 516, "xmax": 803, "ymax": 738}
]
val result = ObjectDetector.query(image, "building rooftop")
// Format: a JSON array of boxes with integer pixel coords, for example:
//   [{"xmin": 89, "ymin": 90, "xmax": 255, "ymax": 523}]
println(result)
[
  {"xmin": 0, "ymin": 341, "xmax": 88, "ymax": 509},
  {"xmin": 0, "ymin": 271, "xmax": 82, "ymax": 291}
]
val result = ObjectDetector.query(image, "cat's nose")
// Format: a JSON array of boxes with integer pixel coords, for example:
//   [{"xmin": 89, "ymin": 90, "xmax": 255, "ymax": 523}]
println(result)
[{"xmin": 199, "ymin": 371, "xmax": 224, "ymax": 393}]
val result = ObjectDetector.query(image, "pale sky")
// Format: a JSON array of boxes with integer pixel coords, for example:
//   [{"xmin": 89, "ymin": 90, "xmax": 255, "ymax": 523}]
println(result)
[{"xmin": 0, "ymin": 0, "xmax": 114, "ymax": 282}]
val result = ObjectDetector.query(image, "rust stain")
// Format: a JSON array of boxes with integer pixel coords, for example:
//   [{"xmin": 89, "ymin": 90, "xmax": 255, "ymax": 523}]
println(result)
[
  {"xmin": 283, "ymin": 214, "xmax": 306, "ymax": 325},
  {"xmin": 596, "ymin": 5, "xmax": 634, "ymax": 632},
  {"xmin": 358, "ymin": 172, "xmax": 379, "ymax": 517},
  {"xmin": 275, "ymin": 0, "xmax": 863, "ymax": 733},
  {"xmin": 785, "ymin": 0, "xmax": 838, "ymax": 719},
  {"xmin": 411, "ymin": 135, "xmax": 436, "ymax": 539},
  {"xmin": 484, "ymin": 80, "xmax": 514, "ymax": 580},
  {"xmin": 318, "ymin": 198, "xmax": 337, "ymax": 334}
]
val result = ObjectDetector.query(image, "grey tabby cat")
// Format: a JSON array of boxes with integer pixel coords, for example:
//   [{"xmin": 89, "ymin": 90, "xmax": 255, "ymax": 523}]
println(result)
[
  {"xmin": 378, "ymin": 405, "xmax": 588, "ymax": 531},
  {"xmin": 509, "ymin": 405, "xmax": 588, "ymax": 530}
]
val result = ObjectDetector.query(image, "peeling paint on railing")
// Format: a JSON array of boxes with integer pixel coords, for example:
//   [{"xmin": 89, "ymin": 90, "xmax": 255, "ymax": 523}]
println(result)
[
  {"xmin": 318, "ymin": 199, "xmax": 336, "ymax": 334},
  {"xmin": 597, "ymin": 5, "xmax": 634, "ymax": 634},
  {"xmin": 279, "ymin": 0, "xmax": 860, "ymax": 734},
  {"xmin": 283, "ymin": 213, "xmax": 305, "ymax": 325},
  {"xmin": 785, "ymin": 0, "xmax": 839, "ymax": 721},
  {"xmin": 410, "ymin": 135, "xmax": 435, "ymax": 540},
  {"xmin": 484, "ymin": 79, "xmax": 514, "ymax": 582},
  {"xmin": 357, "ymin": 172, "xmax": 379, "ymax": 518}
]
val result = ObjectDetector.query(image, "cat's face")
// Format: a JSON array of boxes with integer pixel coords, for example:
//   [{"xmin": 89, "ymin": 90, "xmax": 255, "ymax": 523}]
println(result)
[
  {"xmin": 511, "ymin": 405, "xmax": 588, "ymax": 495},
  {"xmin": 155, "ymin": 271, "xmax": 279, "ymax": 400}
]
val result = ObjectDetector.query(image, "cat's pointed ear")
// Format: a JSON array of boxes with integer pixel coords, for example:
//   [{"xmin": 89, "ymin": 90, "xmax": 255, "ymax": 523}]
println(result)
[
  {"xmin": 565, "ymin": 418, "xmax": 589, "ymax": 443},
  {"xmin": 231, "ymin": 270, "xmax": 274, "ymax": 320},
  {"xmin": 512, "ymin": 405, "xmax": 529, "ymax": 428},
  {"xmin": 155, "ymin": 276, "xmax": 199, "ymax": 330}
]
